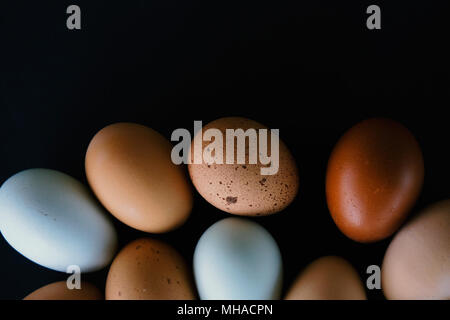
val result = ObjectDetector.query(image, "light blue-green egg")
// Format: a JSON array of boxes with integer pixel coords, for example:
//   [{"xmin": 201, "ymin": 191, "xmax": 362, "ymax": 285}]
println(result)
[
  {"xmin": 0, "ymin": 168, "xmax": 118, "ymax": 273},
  {"xmin": 193, "ymin": 217, "xmax": 283, "ymax": 299}
]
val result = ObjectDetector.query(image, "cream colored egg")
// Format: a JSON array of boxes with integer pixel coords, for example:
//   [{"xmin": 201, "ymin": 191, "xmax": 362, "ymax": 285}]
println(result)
[{"xmin": 382, "ymin": 200, "xmax": 450, "ymax": 300}]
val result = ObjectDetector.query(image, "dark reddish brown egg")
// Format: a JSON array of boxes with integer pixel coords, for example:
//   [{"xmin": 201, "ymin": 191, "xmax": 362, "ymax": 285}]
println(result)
[{"xmin": 326, "ymin": 118, "xmax": 424, "ymax": 243}]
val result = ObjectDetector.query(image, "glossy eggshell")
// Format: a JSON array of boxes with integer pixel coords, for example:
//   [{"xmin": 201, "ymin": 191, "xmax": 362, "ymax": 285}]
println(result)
[
  {"xmin": 188, "ymin": 117, "xmax": 299, "ymax": 216},
  {"xmin": 0, "ymin": 168, "xmax": 117, "ymax": 272},
  {"xmin": 105, "ymin": 238, "xmax": 196, "ymax": 300},
  {"xmin": 284, "ymin": 256, "xmax": 367, "ymax": 300},
  {"xmin": 326, "ymin": 118, "xmax": 424, "ymax": 242},
  {"xmin": 382, "ymin": 200, "xmax": 450, "ymax": 300},
  {"xmin": 85, "ymin": 123, "xmax": 193, "ymax": 233},
  {"xmin": 24, "ymin": 281, "xmax": 102, "ymax": 300},
  {"xmin": 193, "ymin": 217, "xmax": 283, "ymax": 300}
]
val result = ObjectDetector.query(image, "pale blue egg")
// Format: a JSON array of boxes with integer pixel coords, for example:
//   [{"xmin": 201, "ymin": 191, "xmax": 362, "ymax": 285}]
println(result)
[
  {"xmin": 0, "ymin": 168, "xmax": 118, "ymax": 273},
  {"xmin": 193, "ymin": 217, "xmax": 283, "ymax": 299}
]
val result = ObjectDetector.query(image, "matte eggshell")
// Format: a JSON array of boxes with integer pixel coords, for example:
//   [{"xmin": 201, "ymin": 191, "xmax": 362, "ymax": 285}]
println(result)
[
  {"xmin": 326, "ymin": 118, "xmax": 424, "ymax": 242},
  {"xmin": 0, "ymin": 169, "xmax": 117, "ymax": 273},
  {"xmin": 85, "ymin": 123, "xmax": 193, "ymax": 233},
  {"xmin": 193, "ymin": 217, "xmax": 283, "ymax": 300},
  {"xmin": 24, "ymin": 281, "xmax": 102, "ymax": 300},
  {"xmin": 188, "ymin": 117, "xmax": 299, "ymax": 216},
  {"xmin": 285, "ymin": 256, "xmax": 367, "ymax": 300},
  {"xmin": 105, "ymin": 238, "xmax": 196, "ymax": 300},
  {"xmin": 382, "ymin": 200, "xmax": 450, "ymax": 300}
]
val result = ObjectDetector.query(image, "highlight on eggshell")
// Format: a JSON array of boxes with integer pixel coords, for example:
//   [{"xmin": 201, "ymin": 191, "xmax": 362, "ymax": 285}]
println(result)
[{"xmin": 184, "ymin": 117, "xmax": 299, "ymax": 216}]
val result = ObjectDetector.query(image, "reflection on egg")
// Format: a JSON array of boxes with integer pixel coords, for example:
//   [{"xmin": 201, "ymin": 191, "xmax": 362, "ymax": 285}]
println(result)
[
  {"xmin": 326, "ymin": 118, "xmax": 424, "ymax": 242},
  {"xmin": 382, "ymin": 200, "xmax": 450, "ymax": 300},
  {"xmin": 285, "ymin": 256, "xmax": 367, "ymax": 300},
  {"xmin": 193, "ymin": 218, "xmax": 283, "ymax": 299},
  {"xmin": 24, "ymin": 281, "xmax": 102, "ymax": 300},
  {"xmin": 105, "ymin": 238, "xmax": 196, "ymax": 300},
  {"xmin": 0, "ymin": 169, "xmax": 117, "ymax": 273},
  {"xmin": 85, "ymin": 123, "xmax": 193, "ymax": 233},
  {"xmin": 188, "ymin": 117, "xmax": 299, "ymax": 216}
]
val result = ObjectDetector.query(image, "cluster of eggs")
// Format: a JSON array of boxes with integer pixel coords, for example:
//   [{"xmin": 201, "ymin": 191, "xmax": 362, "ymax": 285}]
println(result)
[{"xmin": 1, "ymin": 117, "xmax": 449, "ymax": 300}]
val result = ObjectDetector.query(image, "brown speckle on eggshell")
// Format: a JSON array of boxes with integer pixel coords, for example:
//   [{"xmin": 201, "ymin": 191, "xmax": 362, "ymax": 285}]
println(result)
[
  {"xmin": 188, "ymin": 117, "xmax": 299, "ymax": 216},
  {"xmin": 105, "ymin": 238, "xmax": 196, "ymax": 300}
]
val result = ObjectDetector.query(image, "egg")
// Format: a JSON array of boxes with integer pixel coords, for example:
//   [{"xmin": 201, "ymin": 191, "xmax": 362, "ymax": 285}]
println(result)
[
  {"xmin": 193, "ymin": 217, "xmax": 282, "ymax": 299},
  {"xmin": 0, "ymin": 168, "xmax": 117, "ymax": 272},
  {"xmin": 85, "ymin": 123, "xmax": 193, "ymax": 233},
  {"xmin": 382, "ymin": 200, "xmax": 450, "ymax": 299},
  {"xmin": 105, "ymin": 238, "xmax": 196, "ymax": 300},
  {"xmin": 326, "ymin": 118, "xmax": 424, "ymax": 242},
  {"xmin": 24, "ymin": 281, "xmax": 102, "ymax": 300},
  {"xmin": 285, "ymin": 256, "xmax": 367, "ymax": 300},
  {"xmin": 188, "ymin": 117, "xmax": 299, "ymax": 216}
]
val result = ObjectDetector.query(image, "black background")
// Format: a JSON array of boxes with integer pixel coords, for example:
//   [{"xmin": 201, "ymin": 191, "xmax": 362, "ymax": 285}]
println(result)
[{"xmin": 0, "ymin": 0, "xmax": 449, "ymax": 301}]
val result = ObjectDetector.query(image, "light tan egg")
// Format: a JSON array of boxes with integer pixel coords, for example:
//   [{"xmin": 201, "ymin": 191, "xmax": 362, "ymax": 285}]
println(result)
[
  {"xmin": 188, "ymin": 117, "xmax": 299, "ymax": 216},
  {"xmin": 105, "ymin": 238, "xmax": 196, "ymax": 300},
  {"xmin": 24, "ymin": 281, "xmax": 102, "ymax": 300},
  {"xmin": 382, "ymin": 200, "xmax": 450, "ymax": 300},
  {"xmin": 285, "ymin": 256, "xmax": 367, "ymax": 300},
  {"xmin": 85, "ymin": 123, "xmax": 193, "ymax": 233}
]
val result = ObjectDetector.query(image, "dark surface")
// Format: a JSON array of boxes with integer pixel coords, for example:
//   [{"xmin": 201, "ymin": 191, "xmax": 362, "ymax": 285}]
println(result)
[{"xmin": 0, "ymin": 1, "xmax": 449, "ymax": 300}]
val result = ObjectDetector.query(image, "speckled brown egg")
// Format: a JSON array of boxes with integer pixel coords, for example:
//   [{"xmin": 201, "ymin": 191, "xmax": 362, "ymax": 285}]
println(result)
[
  {"xmin": 85, "ymin": 123, "xmax": 193, "ymax": 233},
  {"xmin": 382, "ymin": 200, "xmax": 450, "ymax": 300},
  {"xmin": 188, "ymin": 117, "xmax": 299, "ymax": 216},
  {"xmin": 24, "ymin": 281, "xmax": 102, "ymax": 300},
  {"xmin": 326, "ymin": 118, "xmax": 424, "ymax": 243},
  {"xmin": 285, "ymin": 256, "xmax": 367, "ymax": 300},
  {"xmin": 105, "ymin": 238, "xmax": 196, "ymax": 300}
]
